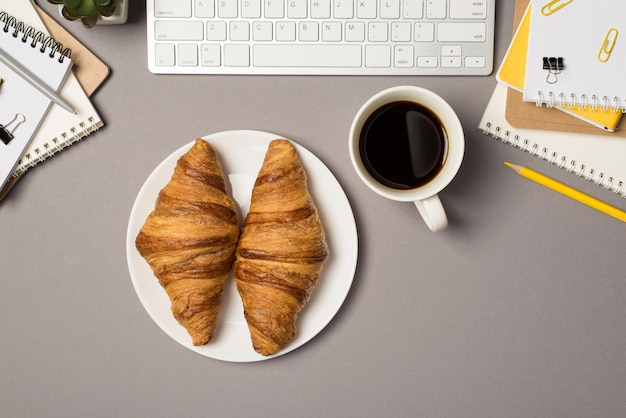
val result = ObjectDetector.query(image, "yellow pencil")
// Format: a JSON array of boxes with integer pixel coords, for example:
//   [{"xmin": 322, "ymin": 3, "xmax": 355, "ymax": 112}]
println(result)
[{"xmin": 505, "ymin": 162, "xmax": 626, "ymax": 222}]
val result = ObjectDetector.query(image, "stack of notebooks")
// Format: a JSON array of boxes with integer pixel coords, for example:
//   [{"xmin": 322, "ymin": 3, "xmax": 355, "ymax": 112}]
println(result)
[
  {"xmin": 0, "ymin": 0, "xmax": 108, "ymax": 199},
  {"xmin": 479, "ymin": 0, "xmax": 626, "ymax": 197}
]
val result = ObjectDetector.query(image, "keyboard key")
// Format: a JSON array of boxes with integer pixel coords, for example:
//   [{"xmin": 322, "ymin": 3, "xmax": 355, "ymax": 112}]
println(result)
[
  {"xmin": 179, "ymin": 44, "xmax": 198, "ymax": 66},
  {"xmin": 334, "ymin": 0, "xmax": 354, "ymax": 18},
  {"xmin": 438, "ymin": 22, "xmax": 486, "ymax": 42},
  {"xmin": 287, "ymin": 0, "xmax": 307, "ymax": 18},
  {"xmin": 365, "ymin": 45, "xmax": 391, "ymax": 67},
  {"xmin": 155, "ymin": 0, "xmax": 191, "ymax": 17},
  {"xmin": 253, "ymin": 44, "xmax": 361, "ymax": 67},
  {"xmin": 201, "ymin": 44, "xmax": 221, "ymax": 66},
  {"xmin": 322, "ymin": 21, "xmax": 342, "ymax": 41},
  {"xmin": 276, "ymin": 21, "xmax": 297, "ymax": 41},
  {"xmin": 465, "ymin": 56, "xmax": 486, "ymax": 67},
  {"xmin": 225, "ymin": 44, "xmax": 250, "ymax": 66},
  {"xmin": 450, "ymin": 0, "xmax": 488, "ymax": 19},
  {"xmin": 391, "ymin": 22, "xmax": 411, "ymax": 42},
  {"xmin": 414, "ymin": 23, "xmax": 434, "ymax": 42},
  {"xmin": 380, "ymin": 0, "xmax": 400, "ymax": 19},
  {"xmin": 299, "ymin": 22, "xmax": 319, "ymax": 41},
  {"xmin": 441, "ymin": 56, "xmax": 462, "ymax": 67},
  {"xmin": 394, "ymin": 45, "xmax": 414, "ymax": 67},
  {"xmin": 253, "ymin": 21, "xmax": 273, "ymax": 41},
  {"xmin": 155, "ymin": 43, "xmax": 175, "ymax": 65},
  {"xmin": 264, "ymin": 0, "xmax": 285, "ymax": 18},
  {"xmin": 403, "ymin": 0, "xmax": 423, "ymax": 18},
  {"xmin": 356, "ymin": 0, "xmax": 377, "ymax": 18},
  {"xmin": 345, "ymin": 22, "xmax": 365, "ymax": 42},
  {"xmin": 194, "ymin": 0, "xmax": 215, "ymax": 18},
  {"xmin": 218, "ymin": 0, "xmax": 238, "ymax": 18},
  {"xmin": 426, "ymin": 0, "xmax": 447, "ymax": 19},
  {"xmin": 207, "ymin": 21, "xmax": 227, "ymax": 40},
  {"xmin": 441, "ymin": 45, "xmax": 462, "ymax": 56},
  {"xmin": 155, "ymin": 21, "xmax": 204, "ymax": 40},
  {"xmin": 242, "ymin": 0, "xmax": 262, "ymax": 17},
  {"xmin": 417, "ymin": 56, "xmax": 438, "ymax": 67},
  {"xmin": 230, "ymin": 21, "xmax": 250, "ymax": 41},
  {"xmin": 311, "ymin": 0, "xmax": 331, "ymax": 18},
  {"xmin": 368, "ymin": 22, "xmax": 388, "ymax": 42}
]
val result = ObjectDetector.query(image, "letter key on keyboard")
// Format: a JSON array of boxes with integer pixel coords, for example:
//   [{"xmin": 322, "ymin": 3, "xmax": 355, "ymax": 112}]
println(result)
[{"xmin": 147, "ymin": 0, "xmax": 495, "ymax": 75}]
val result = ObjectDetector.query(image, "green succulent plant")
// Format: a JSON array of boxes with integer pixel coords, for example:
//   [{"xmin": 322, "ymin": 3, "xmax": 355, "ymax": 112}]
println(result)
[{"xmin": 47, "ymin": 0, "xmax": 118, "ymax": 28}]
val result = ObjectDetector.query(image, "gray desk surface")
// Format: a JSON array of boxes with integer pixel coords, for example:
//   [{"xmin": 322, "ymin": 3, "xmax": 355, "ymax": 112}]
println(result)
[{"xmin": 2, "ymin": 1, "xmax": 625, "ymax": 417}]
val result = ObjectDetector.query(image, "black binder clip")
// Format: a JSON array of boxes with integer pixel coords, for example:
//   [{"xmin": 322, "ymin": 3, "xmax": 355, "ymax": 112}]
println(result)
[
  {"xmin": 543, "ymin": 57, "xmax": 564, "ymax": 84},
  {"xmin": 0, "ymin": 113, "xmax": 26, "ymax": 145}
]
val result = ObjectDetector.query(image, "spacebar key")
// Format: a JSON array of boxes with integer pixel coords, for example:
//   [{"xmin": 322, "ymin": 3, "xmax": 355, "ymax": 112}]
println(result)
[{"xmin": 253, "ymin": 45, "xmax": 362, "ymax": 67}]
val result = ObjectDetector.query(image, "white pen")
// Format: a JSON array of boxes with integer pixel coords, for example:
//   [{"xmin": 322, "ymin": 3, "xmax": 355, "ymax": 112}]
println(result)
[{"xmin": 0, "ymin": 46, "xmax": 76, "ymax": 114}]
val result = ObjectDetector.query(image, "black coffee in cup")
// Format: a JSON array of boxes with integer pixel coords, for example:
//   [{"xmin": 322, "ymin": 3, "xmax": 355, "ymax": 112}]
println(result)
[{"xmin": 359, "ymin": 101, "xmax": 448, "ymax": 190}]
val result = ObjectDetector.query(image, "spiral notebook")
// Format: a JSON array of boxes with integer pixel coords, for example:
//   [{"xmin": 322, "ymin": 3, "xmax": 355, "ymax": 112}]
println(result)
[
  {"xmin": 480, "ymin": 83, "xmax": 626, "ymax": 197},
  {"xmin": 523, "ymin": 0, "xmax": 626, "ymax": 111},
  {"xmin": 0, "ymin": 7, "xmax": 73, "ymax": 189},
  {"xmin": 1, "ymin": 0, "xmax": 104, "ymax": 187},
  {"xmin": 497, "ymin": 1, "xmax": 622, "ymax": 132}
]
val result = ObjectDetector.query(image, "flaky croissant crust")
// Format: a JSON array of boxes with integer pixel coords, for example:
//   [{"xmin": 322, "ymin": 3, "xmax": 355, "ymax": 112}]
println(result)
[
  {"xmin": 235, "ymin": 139, "xmax": 329, "ymax": 356},
  {"xmin": 136, "ymin": 139, "xmax": 239, "ymax": 346}
]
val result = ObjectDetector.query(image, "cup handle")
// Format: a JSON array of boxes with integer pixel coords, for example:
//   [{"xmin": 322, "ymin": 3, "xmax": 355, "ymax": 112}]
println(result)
[{"xmin": 414, "ymin": 194, "xmax": 448, "ymax": 232}]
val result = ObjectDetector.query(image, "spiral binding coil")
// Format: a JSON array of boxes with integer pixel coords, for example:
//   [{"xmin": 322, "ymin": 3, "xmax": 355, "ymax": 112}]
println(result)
[
  {"xmin": 0, "ymin": 11, "xmax": 71, "ymax": 62},
  {"xmin": 482, "ymin": 122, "xmax": 624, "ymax": 197},
  {"xmin": 12, "ymin": 116, "xmax": 101, "ymax": 177},
  {"xmin": 535, "ymin": 90, "xmax": 626, "ymax": 113}
]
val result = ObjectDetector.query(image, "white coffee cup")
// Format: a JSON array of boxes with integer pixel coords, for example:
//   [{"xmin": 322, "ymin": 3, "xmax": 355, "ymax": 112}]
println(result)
[{"xmin": 349, "ymin": 86, "xmax": 464, "ymax": 231}]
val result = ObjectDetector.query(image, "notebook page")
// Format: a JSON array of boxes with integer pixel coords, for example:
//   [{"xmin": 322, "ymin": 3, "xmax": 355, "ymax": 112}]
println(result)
[
  {"xmin": 523, "ymin": 0, "xmax": 626, "ymax": 110},
  {"xmin": 0, "ymin": 2, "xmax": 72, "ymax": 188}
]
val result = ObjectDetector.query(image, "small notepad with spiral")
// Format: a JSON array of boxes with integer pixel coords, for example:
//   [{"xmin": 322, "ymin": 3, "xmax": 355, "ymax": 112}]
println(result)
[
  {"xmin": 480, "ymin": 84, "xmax": 626, "ymax": 197},
  {"xmin": 0, "ymin": 9, "xmax": 74, "ymax": 188},
  {"xmin": 523, "ymin": 0, "xmax": 626, "ymax": 112},
  {"xmin": 0, "ymin": 1, "xmax": 104, "ymax": 186}
]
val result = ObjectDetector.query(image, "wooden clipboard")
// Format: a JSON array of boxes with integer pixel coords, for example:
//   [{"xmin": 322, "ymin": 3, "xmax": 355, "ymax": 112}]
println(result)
[{"xmin": 36, "ymin": 5, "xmax": 110, "ymax": 96}]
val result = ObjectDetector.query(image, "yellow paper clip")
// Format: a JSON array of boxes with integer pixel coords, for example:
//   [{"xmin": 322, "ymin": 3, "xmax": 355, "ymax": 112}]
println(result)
[
  {"xmin": 541, "ymin": 0, "xmax": 573, "ymax": 16},
  {"xmin": 598, "ymin": 28, "xmax": 619, "ymax": 63}
]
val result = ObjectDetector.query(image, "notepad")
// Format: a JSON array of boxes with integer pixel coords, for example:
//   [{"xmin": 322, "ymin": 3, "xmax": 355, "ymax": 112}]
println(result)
[
  {"xmin": 523, "ymin": 0, "xmax": 626, "ymax": 111},
  {"xmin": 3, "ymin": 0, "xmax": 104, "ymax": 179},
  {"xmin": 479, "ymin": 83, "xmax": 626, "ymax": 198},
  {"xmin": 0, "ymin": 6, "xmax": 73, "ymax": 189},
  {"xmin": 497, "ymin": 2, "xmax": 622, "ymax": 132}
]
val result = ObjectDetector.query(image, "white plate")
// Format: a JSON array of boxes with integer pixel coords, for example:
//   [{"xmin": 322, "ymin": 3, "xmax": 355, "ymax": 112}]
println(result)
[{"xmin": 126, "ymin": 130, "xmax": 358, "ymax": 362}]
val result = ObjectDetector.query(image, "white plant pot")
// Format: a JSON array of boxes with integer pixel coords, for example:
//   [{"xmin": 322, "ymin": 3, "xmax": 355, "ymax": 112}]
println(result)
[
  {"xmin": 99, "ymin": 0, "xmax": 128, "ymax": 25},
  {"xmin": 58, "ymin": 0, "xmax": 128, "ymax": 25}
]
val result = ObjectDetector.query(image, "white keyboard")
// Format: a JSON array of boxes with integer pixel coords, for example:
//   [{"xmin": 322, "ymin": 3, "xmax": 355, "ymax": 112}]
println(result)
[{"xmin": 147, "ymin": 0, "xmax": 495, "ymax": 76}]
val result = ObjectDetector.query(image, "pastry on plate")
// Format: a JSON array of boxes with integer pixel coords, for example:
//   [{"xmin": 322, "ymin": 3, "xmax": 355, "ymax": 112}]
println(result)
[
  {"xmin": 135, "ymin": 139, "xmax": 239, "ymax": 346},
  {"xmin": 234, "ymin": 139, "xmax": 329, "ymax": 356}
]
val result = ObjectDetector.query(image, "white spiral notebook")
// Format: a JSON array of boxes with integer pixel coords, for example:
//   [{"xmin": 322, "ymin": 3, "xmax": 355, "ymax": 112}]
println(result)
[
  {"xmin": 1, "ymin": 0, "xmax": 103, "ymax": 183},
  {"xmin": 0, "ymin": 6, "xmax": 73, "ymax": 189},
  {"xmin": 523, "ymin": 0, "xmax": 626, "ymax": 111},
  {"xmin": 480, "ymin": 83, "xmax": 626, "ymax": 197}
]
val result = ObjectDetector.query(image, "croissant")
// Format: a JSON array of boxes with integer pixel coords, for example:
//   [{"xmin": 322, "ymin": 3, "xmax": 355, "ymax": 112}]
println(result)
[
  {"xmin": 135, "ymin": 139, "xmax": 239, "ymax": 346},
  {"xmin": 234, "ymin": 139, "xmax": 329, "ymax": 356}
]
